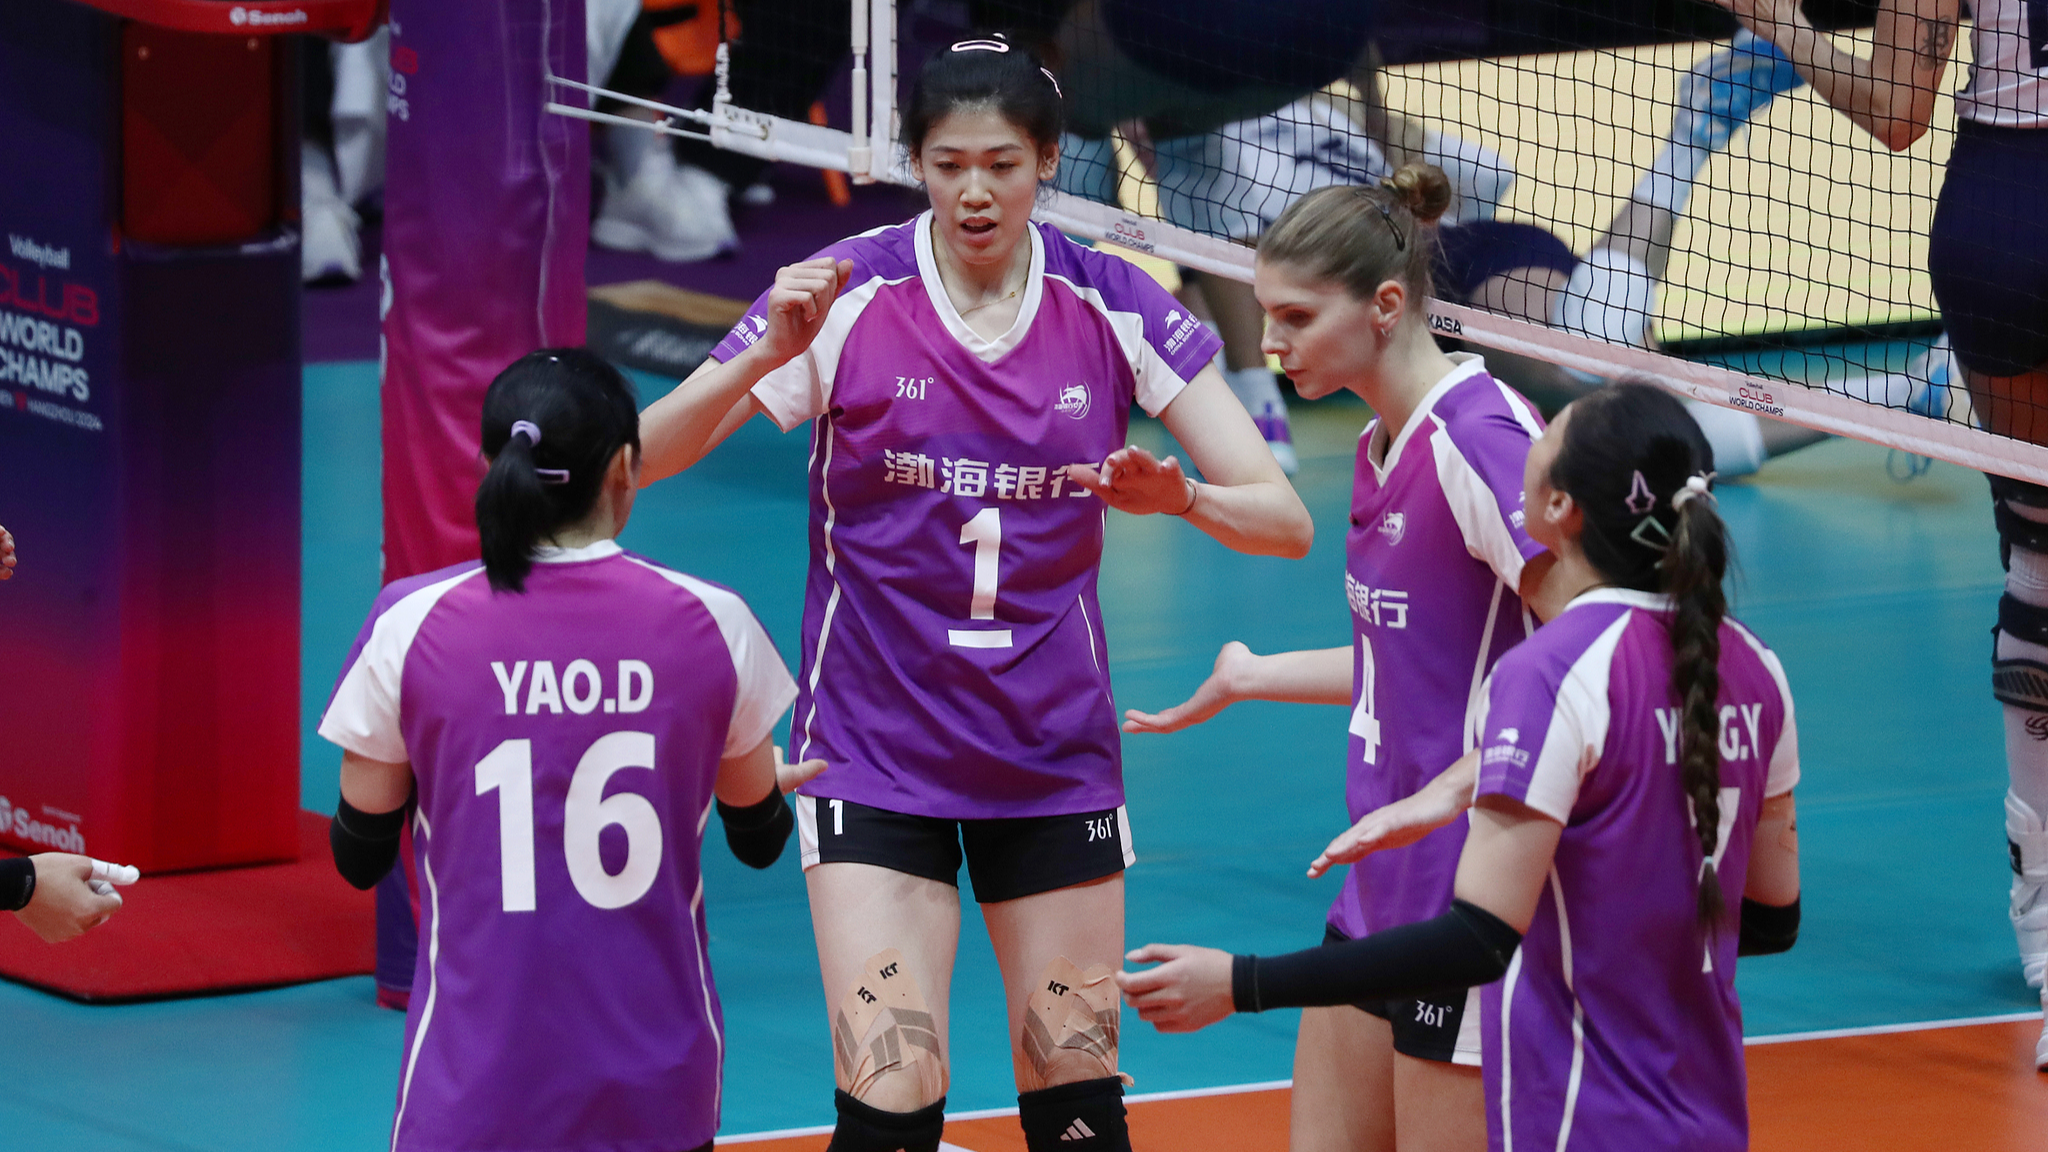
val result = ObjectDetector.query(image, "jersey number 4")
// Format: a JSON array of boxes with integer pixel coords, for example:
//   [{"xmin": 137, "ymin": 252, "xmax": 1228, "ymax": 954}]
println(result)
[{"xmin": 475, "ymin": 733, "xmax": 664, "ymax": 912}]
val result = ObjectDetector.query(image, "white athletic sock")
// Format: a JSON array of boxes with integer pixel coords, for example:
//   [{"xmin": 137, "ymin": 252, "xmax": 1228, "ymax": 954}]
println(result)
[
  {"xmin": 1834, "ymin": 371, "xmax": 1918, "ymax": 409},
  {"xmin": 2001, "ymin": 543, "xmax": 2048, "ymax": 987},
  {"xmin": 1632, "ymin": 136, "xmax": 1712, "ymax": 216},
  {"xmin": 1418, "ymin": 128, "xmax": 1515, "ymax": 224},
  {"xmin": 1682, "ymin": 400, "xmax": 1767, "ymax": 478},
  {"xmin": 1554, "ymin": 248, "xmax": 1657, "ymax": 350},
  {"xmin": 1229, "ymin": 364, "xmax": 1285, "ymax": 407}
]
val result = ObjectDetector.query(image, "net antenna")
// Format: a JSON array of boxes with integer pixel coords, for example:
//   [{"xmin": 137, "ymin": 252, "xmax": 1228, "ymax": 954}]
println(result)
[{"xmin": 548, "ymin": 2, "xmax": 2048, "ymax": 486}]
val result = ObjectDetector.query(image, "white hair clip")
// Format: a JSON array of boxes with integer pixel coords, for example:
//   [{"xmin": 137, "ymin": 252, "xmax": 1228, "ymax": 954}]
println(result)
[
  {"xmin": 1040, "ymin": 67, "xmax": 1063, "ymax": 97},
  {"xmin": 950, "ymin": 38, "xmax": 1010, "ymax": 53},
  {"xmin": 1671, "ymin": 472, "xmax": 1717, "ymax": 510}
]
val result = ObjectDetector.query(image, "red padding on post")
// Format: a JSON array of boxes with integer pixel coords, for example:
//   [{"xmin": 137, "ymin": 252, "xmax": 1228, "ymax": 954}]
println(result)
[{"xmin": 121, "ymin": 24, "xmax": 278, "ymax": 246}]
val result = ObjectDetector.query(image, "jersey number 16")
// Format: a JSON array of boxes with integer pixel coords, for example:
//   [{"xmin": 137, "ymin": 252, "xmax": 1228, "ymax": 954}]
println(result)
[{"xmin": 475, "ymin": 733, "xmax": 664, "ymax": 912}]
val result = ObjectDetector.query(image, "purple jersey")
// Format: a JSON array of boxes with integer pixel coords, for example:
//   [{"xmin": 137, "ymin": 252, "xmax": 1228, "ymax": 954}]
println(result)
[
  {"xmin": 1329, "ymin": 356, "xmax": 1545, "ymax": 939},
  {"xmin": 710, "ymin": 213, "xmax": 1221, "ymax": 819},
  {"xmin": 1473, "ymin": 588, "xmax": 1799, "ymax": 1152},
  {"xmin": 318, "ymin": 541, "xmax": 797, "ymax": 1152}
]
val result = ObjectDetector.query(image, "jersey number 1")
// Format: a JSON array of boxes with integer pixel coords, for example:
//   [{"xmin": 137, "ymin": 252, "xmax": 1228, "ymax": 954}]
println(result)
[
  {"xmin": 475, "ymin": 733, "xmax": 665, "ymax": 912},
  {"xmin": 950, "ymin": 508, "xmax": 1013, "ymax": 649}
]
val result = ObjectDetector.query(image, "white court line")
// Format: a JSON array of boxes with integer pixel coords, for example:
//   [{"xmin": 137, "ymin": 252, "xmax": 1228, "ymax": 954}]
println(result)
[
  {"xmin": 718, "ymin": 1015, "xmax": 2046, "ymax": 1143},
  {"xmin": 1743, "ymin": 1010, "xmax": 2043, "ymax": 1046}
]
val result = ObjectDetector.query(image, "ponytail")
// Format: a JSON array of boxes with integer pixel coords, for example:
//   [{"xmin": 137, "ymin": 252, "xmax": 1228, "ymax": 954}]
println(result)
[
  {"xmin": 1663, "ymin": 478, "xmax": 1731, "ymax": 926},
  {"xmin": 475, "ymin": 349, "xmax": 641, "ymax": 593},
  {"xmin": 1546, "ymin": 382, "xmax": 1733, "ymax": 928}
]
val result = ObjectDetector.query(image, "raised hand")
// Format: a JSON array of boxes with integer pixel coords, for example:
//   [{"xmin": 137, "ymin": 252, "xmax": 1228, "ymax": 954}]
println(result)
[
  {"xmin": 1064, "ymin": 445, "xmax": 1198, "ymax": 518},
  {"xmin": 760, "ymin": 257, "xmax": 855, "ymax": 367},
  {"xmin": 1114, "ymin": 943, "xmax": 1236, "ymax": 1033},
  {"xmin": 1122, "ymin": 641, "xmax": 1253, "ymax": 734}
]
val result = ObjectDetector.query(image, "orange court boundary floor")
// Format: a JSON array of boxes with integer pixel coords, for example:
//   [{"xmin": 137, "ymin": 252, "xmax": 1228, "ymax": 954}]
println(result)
[{"xmin": 723, "ymin": 1014, "xmax": 2048, "ymax": 1152}]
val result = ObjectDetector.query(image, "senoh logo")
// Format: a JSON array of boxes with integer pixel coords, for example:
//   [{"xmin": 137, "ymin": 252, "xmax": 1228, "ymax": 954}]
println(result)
[
  {"xmin": 0, "ymin": 795, "xmax": 86, "ymax": 853},
  {"xmin": 229, "ymin": 7, "xmax": 309, "ymax": 27},
  {"xmin": 1054, "ymin": 382, "xmax": 1091, "ymax": 420}
]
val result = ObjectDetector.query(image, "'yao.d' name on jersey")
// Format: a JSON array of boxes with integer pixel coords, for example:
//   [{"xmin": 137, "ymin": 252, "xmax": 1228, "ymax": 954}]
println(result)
[
  {"xmin": 712, "ymin": 213, "xmax": 1221, "ymax": 820},
  {"xmin": 319, "ymin": 542, "xmax": 797, "ymax": 1152}
]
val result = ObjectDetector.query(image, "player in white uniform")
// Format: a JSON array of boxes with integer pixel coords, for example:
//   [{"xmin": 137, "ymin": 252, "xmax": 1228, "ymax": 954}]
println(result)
[
  {"xmin": 1716, "ymin": 0, "xmax": 2048, "ymax": 1064},
  {"xmin": 1121, "ymin": 167, "xmax": 1564, "ymax": 1152},
  {"xmin": 632, "ymin": 36, "xmax": 1313, "ymax": 1152}
]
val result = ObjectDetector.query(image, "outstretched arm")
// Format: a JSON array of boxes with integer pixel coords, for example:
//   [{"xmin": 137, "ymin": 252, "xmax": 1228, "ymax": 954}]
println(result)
[
  {"xmin": 1122, "ymin": 642, "xmax": 1350, "ymax": 734},
  {"xmin": 639, "ymin": 258, "xmax": 854, "ymax": 484},
  {"xmin": 1068, "ymin": 366, "xmax": 1313, "ymax": 558},
  {"xmin": 1308, "ymin": 749, "xmax": 1481, "ymax": 877},
  {"xmin": 1713, "ymin": 0, "xmax": 1960, "ymax": 151}
]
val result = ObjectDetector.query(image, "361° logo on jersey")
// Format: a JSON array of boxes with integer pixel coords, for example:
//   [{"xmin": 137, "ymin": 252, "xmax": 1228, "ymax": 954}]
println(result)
[{"xmin": 1054, "ymin": 382, "xmax": 1091, "ymax": 420}]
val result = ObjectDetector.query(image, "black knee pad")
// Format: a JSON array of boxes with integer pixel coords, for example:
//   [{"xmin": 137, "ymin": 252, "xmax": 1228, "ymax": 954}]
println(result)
[
  {"xmin": 826, "ymin": 1091, "xmax": 946, "ymax": 1152},
  {"xmin": 1995, "ymin": 595, "xmax": 2048, "ymax": 712},
  {"xmin": 1018, "ymin": 1077, "xmax": 1131, "ymax": 1152},
  {"xmin": 1990, "ymin": 474, "xmax": 2048, "ymax": 569}
]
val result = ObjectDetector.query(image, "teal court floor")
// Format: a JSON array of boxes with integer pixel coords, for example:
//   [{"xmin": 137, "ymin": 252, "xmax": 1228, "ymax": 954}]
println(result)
[{"xmin": 2, "ymin": 348, "xmax": 2040, "ymax": 1150}]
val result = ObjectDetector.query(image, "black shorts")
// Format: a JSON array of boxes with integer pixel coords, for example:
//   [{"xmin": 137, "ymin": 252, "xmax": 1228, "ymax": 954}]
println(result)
[
  {"xmin": 1322, "ymin": 923, "xmax": 1482, "ymax": 1066},
  {"xmin": 795, "ymin": 796, "xmax": 1134, "ymax": 904},
  {"xmin": 1930, "ymin": 119, "xmax": 2048, "ymax": 377},
  {"xmin": 1433, "ymin": 220, "xmax": 1580, "ymax": 306}
]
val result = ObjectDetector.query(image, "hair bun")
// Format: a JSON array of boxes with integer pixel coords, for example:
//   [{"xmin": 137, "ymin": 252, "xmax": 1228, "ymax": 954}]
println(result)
[{"xmin": 1386, "ymin": 162, "xmax": 1452, "ymax": 227}]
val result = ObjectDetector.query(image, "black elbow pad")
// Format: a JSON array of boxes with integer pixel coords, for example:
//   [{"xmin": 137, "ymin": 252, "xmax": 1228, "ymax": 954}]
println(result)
[
  {"xmin": 330, "ymin": 796, "xmax": 407, "ymax": 891},
  {"xmin": 717, "ymin": 790, "xmax": 795, "ymax": 870},
  {"xmin": 1738, "ymin": 895, "xmax": 1800, "ymax": 956}
]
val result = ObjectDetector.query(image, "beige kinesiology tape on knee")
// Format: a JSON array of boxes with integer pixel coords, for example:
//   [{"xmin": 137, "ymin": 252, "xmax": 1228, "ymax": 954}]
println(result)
[
  {"xmin": 834, "ymin": 948, "xmax": 949, "ymax": 1106},
  {"xmin": 1020, "ymin": 956, "xmax": 1134, "ymax": 1093}
]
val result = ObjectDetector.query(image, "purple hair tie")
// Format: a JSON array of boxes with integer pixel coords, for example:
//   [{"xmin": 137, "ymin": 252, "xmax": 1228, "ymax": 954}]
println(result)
[
  {"xmin": 509, "ymin": 420, "xmax": 542, "ymax": 445},
  {"xmin": 534, "ymin": 468, "xmax": 571, "ymax": 485}
]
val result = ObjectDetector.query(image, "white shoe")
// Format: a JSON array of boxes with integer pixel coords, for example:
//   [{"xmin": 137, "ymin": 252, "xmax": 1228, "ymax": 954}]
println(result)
[
  {"xmin": 1224, "ymin": 365, "xmax": 1299, "ymax": 475},
  {"xmin": 301, "ymin": 149, "xmax": 362, "ymax": 284},
  {"xmin": 593, "ymin": 147, "xmax": 738, "ymax": 263}
]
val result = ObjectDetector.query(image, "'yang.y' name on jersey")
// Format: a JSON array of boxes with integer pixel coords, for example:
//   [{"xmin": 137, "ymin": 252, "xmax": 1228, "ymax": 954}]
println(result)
[
  {"xmin": 319, "ymin": 541, "xmax": 796, "ymax": 1152},
  {"xmin": 1473, "ymin": 588, "xmax": 1798, "ymax": 1152},
  {"xmin": 1330, "ymin": 354, "xmax": 1545, "ymax": 939},
  {"xmin": 711, "ymin": 213, "xmax": 1221, "ymax": 820}
]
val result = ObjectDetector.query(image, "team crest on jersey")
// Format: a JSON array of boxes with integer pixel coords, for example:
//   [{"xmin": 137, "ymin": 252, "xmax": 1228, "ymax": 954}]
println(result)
[
  {"xmin": 1377, "ymin": 511, "xmax": 1406, "ymax": 545},
  {"xmin": 1054, "ymin": 382, "xmax": 1092, "ymax": 420}
]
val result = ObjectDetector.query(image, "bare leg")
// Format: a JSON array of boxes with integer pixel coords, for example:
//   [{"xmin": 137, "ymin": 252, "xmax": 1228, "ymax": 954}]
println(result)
[
  {"xmin": 808, "ymin": 862, "xmax": 963, "ymax": 1113},
  {"xmin": 1592, "ymin": 198, "xmax": 1678, "ymax": 282},
  {"xmin": 1965, "ymin": 362, "xmax": 2048, "ymax": 445},
  {"xmin": 1289, "ymin": 1006, "xmax": 1395, "ymax": 1152},
  {"xmin": 1391, "ymin": 1054, "xmax": 1485, "ymax": 1152},
  {"xmin": 981, "ymin": 873, "xmax": 1127, "ymax": 1090},
  {"xmin": 1188, "ymin": 272, "xmax": 1270, "ymax": 373}
]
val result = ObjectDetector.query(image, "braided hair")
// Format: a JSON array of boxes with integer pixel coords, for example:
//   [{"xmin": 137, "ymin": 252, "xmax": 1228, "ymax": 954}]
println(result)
[{"xmin": 1548, "ymin": 382, "xmax": 1733, "ymax": 925}]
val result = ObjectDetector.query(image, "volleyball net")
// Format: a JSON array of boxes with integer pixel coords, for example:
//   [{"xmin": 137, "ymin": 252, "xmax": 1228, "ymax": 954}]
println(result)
[{"xmin": 547, "ymin": 0, "xmax": 2048, "ymax": 484}]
